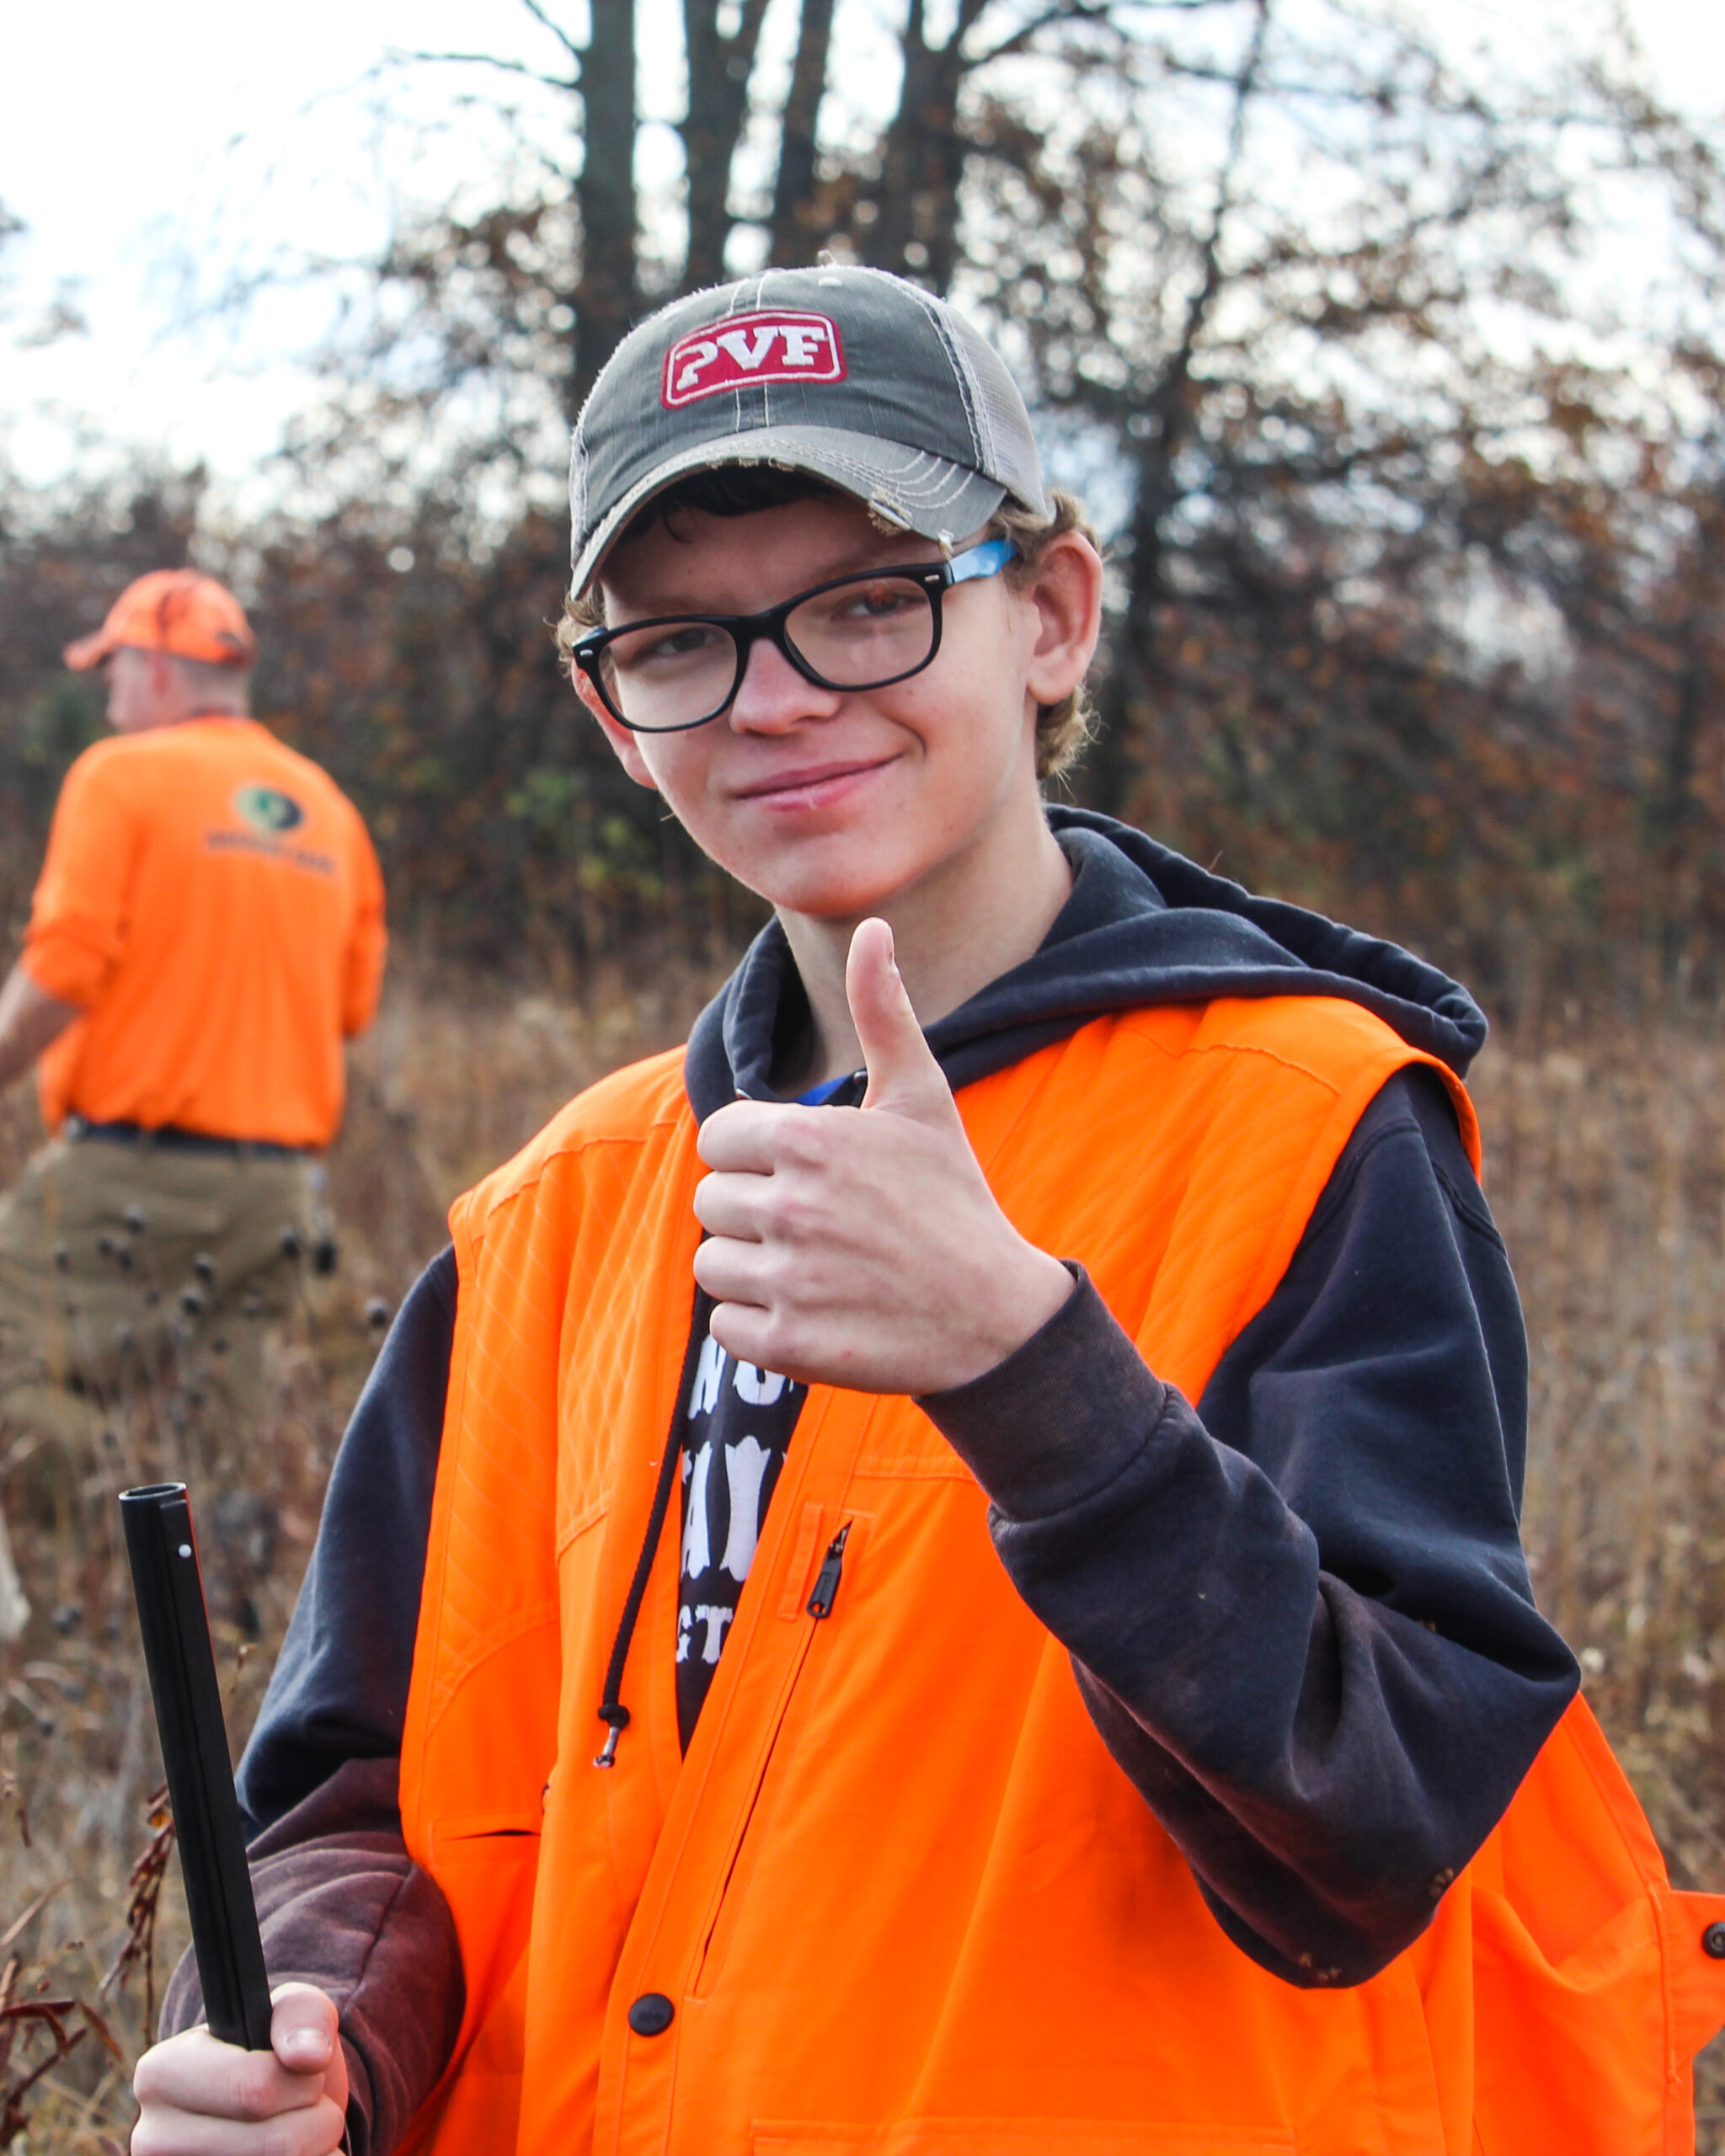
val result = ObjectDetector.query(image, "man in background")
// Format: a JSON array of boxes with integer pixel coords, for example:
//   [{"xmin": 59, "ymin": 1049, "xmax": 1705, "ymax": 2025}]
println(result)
[{"xmin": 0, "ymin": 568, "xmax": 386, "ymax": 1636}]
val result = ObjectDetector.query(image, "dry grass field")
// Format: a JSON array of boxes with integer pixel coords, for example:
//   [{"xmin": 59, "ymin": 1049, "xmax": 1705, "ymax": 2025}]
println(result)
[{"xmin": 0, "ymin": 963, "xmax": 1720, "ymax": 2146}]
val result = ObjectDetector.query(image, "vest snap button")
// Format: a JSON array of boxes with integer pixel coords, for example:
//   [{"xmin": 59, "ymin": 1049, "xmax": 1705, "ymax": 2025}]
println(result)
[
  {"xmin": 628, "ymin": 1992, "xmax": 676, "ymax": 2036},
  {"xmin": 1703, "ymin": 1923, "xmax": 1725, "ymax": 1961}
]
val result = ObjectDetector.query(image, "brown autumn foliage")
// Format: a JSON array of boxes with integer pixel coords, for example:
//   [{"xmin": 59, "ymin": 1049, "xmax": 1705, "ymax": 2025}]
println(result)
[
  {"xmin": 1, "ymin": 0, "xmax": 1725, "ymax": 2137},
  {"xmin": 4, "ymin": 0, "xmax": 1720, "ymax": 1008}
]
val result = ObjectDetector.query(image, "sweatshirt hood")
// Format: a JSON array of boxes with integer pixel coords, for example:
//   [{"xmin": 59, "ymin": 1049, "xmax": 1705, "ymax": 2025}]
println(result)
[{"xmin": 686, "ymin": 807, "xmax": 1487, "ymax": 1121}]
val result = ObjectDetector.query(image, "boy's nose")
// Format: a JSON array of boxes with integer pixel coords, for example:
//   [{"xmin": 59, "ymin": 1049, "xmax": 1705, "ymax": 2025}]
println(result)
[{"xmin": 727, "ymin": 636, "xmax": 844, "ymax": 734}]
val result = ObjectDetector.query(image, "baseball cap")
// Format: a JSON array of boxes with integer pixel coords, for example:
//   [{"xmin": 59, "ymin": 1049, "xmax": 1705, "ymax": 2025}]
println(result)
[
  {"xmin": 569, "ymin": 266, "xmax": 1049, "ymax": 594},
  {"xmin": 64, "ymin": 568, "xmax": 258, "ymax": 671}
]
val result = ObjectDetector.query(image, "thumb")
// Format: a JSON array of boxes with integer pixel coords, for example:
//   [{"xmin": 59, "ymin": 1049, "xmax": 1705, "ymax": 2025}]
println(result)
[
  {"xmin": 846, "ymin": 920, "xmax": 957, "ymax": 1123},
  {"xmin": 271, "ymin": 1982, "xmax": 343, "ymax": 2084}
]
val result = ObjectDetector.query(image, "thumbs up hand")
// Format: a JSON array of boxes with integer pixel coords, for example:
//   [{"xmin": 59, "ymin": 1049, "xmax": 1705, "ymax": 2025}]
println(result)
[
  {"xmin": 693, "ymin": 920, "xmax": 1074, "ymax": 1396},
  {"xmin": 845, "ymin": 915, "xmax": 969, "ymax": 1122}
]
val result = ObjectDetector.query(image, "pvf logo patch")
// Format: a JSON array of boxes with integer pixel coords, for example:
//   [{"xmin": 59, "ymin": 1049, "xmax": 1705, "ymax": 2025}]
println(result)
[{"xmin": 662, "ymin": 311, "xmax": 846, "ymax": 408}]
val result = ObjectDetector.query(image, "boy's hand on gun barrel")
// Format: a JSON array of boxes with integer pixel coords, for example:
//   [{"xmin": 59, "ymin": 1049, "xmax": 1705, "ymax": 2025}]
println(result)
[
  {"xmin": 694, "ymin": 918, "xmax": 1073, "ymax": 1396},
  {"xmin": 131, "ymin": 1983, "xmax": 348, "ymax": 2156}
]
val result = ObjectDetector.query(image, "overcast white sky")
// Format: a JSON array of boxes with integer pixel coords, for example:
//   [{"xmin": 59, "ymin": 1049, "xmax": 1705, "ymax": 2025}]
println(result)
[{"xmin": 0, "ymin": 0, "xmax": 1719, "ymax": 501}]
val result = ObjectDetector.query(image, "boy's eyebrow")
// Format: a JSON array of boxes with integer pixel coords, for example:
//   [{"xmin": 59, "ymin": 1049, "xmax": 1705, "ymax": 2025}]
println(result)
[{"xmin": 601, "ymin": 533, "xmax": 947, "ymax": 621}]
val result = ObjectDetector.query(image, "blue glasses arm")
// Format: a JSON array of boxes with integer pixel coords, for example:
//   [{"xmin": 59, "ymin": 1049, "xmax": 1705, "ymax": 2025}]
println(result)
[{"xmin": 943, "ymin": 537, "xmax": 1018, "ymax": 587}]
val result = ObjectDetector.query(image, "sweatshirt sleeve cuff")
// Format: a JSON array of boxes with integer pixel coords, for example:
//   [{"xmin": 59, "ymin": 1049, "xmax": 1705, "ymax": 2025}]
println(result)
[{"xmin": 917, "ymin": 1265, "xmax": 1167, "ymax": 1522}]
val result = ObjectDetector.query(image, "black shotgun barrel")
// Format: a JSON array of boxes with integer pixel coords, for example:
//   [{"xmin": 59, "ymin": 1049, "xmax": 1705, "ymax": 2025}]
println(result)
[{"xmin": 120, "ymin": 1481, "xmax": 272, "ymax": 2051}]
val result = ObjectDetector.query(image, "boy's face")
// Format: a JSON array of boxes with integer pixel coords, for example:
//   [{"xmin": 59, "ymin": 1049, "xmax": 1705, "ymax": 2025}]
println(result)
[{"xmin": 579, "ymin": 492, "xmax": 1087, "ymax": 922}]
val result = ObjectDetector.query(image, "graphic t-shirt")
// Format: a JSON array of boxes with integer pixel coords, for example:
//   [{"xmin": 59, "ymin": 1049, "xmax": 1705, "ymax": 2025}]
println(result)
[
  {"xmin": 676, "ymin": 1070, "xmax": 856, "ymax": 1748},
  {"xmin": 676, "ymin": 1318, "xmax": 805, "ymax": 1748}
]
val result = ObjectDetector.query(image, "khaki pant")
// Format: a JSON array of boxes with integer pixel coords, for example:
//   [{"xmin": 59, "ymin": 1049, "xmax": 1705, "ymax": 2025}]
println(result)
[{"xmin": 0, "ymin": 1136, "xmax": 320, "ymax": 1520}]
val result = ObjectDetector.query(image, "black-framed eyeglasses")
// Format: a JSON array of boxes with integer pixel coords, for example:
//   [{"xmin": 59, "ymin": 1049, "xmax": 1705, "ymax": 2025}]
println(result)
[{"xmin": 572, "ymin": 537, "xmax": 1018, "ymax": 734}]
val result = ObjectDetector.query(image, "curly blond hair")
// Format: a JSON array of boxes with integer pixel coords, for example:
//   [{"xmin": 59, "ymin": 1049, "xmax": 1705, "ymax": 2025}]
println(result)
[
  {"xmin": 556, "ymin": 474, "xmax": 1096, "ymax": 783},
  {"xmin": 991, "ymin": 490, "xmax": 1096, "ymax": 782}
]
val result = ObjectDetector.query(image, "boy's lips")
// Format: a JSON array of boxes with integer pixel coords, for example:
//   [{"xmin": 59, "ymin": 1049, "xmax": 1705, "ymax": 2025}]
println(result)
[{"xmin": 731, "ymin": 755, "xmax": 898, "ymax": 807}]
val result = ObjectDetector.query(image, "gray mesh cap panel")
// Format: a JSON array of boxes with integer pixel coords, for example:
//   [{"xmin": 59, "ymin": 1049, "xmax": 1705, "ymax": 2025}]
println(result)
[{"xmin": 569, "ymin": 267, "xmax": 1049, "ymax": 592}]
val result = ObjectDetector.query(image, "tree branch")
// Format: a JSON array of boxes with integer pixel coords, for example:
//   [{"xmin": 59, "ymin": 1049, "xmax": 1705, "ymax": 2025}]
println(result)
[
  {"xmin": 382, "ymin": 49, "xmax": 577, "ymax": 90},
  {"xmin": 517, "ymin": 0, "xmax": 585, "ymax": 67}
]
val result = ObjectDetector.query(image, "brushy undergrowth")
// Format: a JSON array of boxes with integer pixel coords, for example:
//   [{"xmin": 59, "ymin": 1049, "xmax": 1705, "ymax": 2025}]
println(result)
[{"xmin": 0, "ymin": 964, "xmax": 1722, "ymax": 2145}]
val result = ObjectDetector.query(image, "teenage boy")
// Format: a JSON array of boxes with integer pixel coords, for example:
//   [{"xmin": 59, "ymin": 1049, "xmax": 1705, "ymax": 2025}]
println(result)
[{"xmin": 133, "ymin": 269, "xmax": 1725, "ymax": 2156}]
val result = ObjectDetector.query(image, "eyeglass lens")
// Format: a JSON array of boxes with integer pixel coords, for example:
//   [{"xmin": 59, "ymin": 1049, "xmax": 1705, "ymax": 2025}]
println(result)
[{"xmin": 598, "ymin": 573, "xmax": 938, "ymax": 731}]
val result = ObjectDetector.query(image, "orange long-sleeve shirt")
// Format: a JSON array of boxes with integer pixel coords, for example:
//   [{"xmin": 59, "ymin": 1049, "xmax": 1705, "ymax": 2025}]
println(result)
[{"xmin": 24, "ymin": 718, "xmax": 386, "ymax": 1148}]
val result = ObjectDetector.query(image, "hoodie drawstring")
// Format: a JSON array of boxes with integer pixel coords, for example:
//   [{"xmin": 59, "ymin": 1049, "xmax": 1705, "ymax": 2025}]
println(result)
[{"xmin": 594, "ymin": 1288, "xmax": 713, "ymax": 1768}]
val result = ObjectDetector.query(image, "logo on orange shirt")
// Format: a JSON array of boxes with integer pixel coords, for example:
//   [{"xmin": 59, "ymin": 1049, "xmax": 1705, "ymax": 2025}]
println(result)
[
  {"xmin": 207, "ymin": 783, "xmax": 334, "ymax": 875},
  {"xmin": 234, "ymin": 785, "xmax": 306, "ymax": 835}
]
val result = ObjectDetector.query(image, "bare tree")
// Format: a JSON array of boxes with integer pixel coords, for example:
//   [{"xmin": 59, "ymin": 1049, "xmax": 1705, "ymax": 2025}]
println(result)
[
  {"xmin": 147, "ymin": 0, "xmax": 1725, "ymax": 1003},
  {"xmin": 321, "ymin": 0, "xmax": 1144, "ymax": 440},
  {"xmin": 681, "ymin": 0, "xmax": 777, "ymax": 290},
  {"xmin": 574, "ymin": 0, "xmax": 639, "ymax": 408},
  {"xmin": 768, "ymin": 0, "xmax": 841, "ymax": 265}
]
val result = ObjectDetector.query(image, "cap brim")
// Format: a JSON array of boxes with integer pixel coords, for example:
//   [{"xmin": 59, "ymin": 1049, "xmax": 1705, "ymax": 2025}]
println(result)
[
  {"xmin": 571, "ymin": 424, "xmax": 1009, "ymax": 594},
  {"xmin": 62, "ymin": 628, "xmax": 115, "ymax": 670}
]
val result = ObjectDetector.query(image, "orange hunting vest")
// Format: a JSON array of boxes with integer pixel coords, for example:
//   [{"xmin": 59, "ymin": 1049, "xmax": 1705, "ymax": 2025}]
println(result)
[{"xmin": 398, "ymin": 995, "xmax": 1725, "ymax": 2156}]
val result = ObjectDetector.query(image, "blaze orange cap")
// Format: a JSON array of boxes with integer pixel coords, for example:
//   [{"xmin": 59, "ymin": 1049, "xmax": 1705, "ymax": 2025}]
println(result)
[{"xmin": 63, "ymin": 568, "xmax": 258, "ymax": 671}]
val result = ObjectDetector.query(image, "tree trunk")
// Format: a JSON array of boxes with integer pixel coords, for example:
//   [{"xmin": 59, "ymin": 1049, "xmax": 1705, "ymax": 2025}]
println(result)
[
  {"xmin": 768, "ymin": 0, "xmax": 838, "ymax": 265},
  {"xmin": 1079, "ymin": 0, "xmax": 1269, "ymax": 816},
  {"xmin": 862, "ymin": 0, "xmax": 982, "ymax": 291},
  {"xmin": 1650, "ymin": 593, "xmax": 1712, "ymax": 990},
  {"xmin": 573, "ymin": 0, "xmax": 639, "ymax": 410},
  {"xmin": 681, "ymin": 0, "xmax": 773, "ymax": 292},
  {"xmin": 1081, "ymin": 440, "xmax": 1170, "ymax": 817}
]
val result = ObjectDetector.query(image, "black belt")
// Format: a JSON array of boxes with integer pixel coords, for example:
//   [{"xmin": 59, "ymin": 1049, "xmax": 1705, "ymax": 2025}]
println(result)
[{"xmin": 64, "ymin": 1117, "xmax": 308, "ymax": 1161}]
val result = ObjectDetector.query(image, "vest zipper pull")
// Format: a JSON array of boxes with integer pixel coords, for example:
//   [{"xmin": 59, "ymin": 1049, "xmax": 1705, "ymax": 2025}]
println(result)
[{"xmin": 806, "ymin": 1523, "xmax": 852, "ymax": 1620}]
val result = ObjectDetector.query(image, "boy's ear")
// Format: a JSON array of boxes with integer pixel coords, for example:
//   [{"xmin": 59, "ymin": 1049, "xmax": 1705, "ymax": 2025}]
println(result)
[
  {"xmin": 572, "ymin": 670, "xmax": 662, "ymax": 791},
  {"xmin": 1023, "ymin": 530, "xmax": 1104, "ymax": 711}
]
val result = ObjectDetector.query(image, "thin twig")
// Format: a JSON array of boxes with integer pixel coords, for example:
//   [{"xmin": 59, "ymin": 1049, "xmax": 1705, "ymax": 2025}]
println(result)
[{"xmin": 0, "ymin": 1880, "xmax": 67, "ymax": 1952}]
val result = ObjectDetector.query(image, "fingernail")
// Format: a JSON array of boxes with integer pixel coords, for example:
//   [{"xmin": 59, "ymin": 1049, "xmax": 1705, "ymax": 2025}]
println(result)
[{"xmin": 280, "ymin": 2028, "xmax": 327, "ymax": 2065}]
